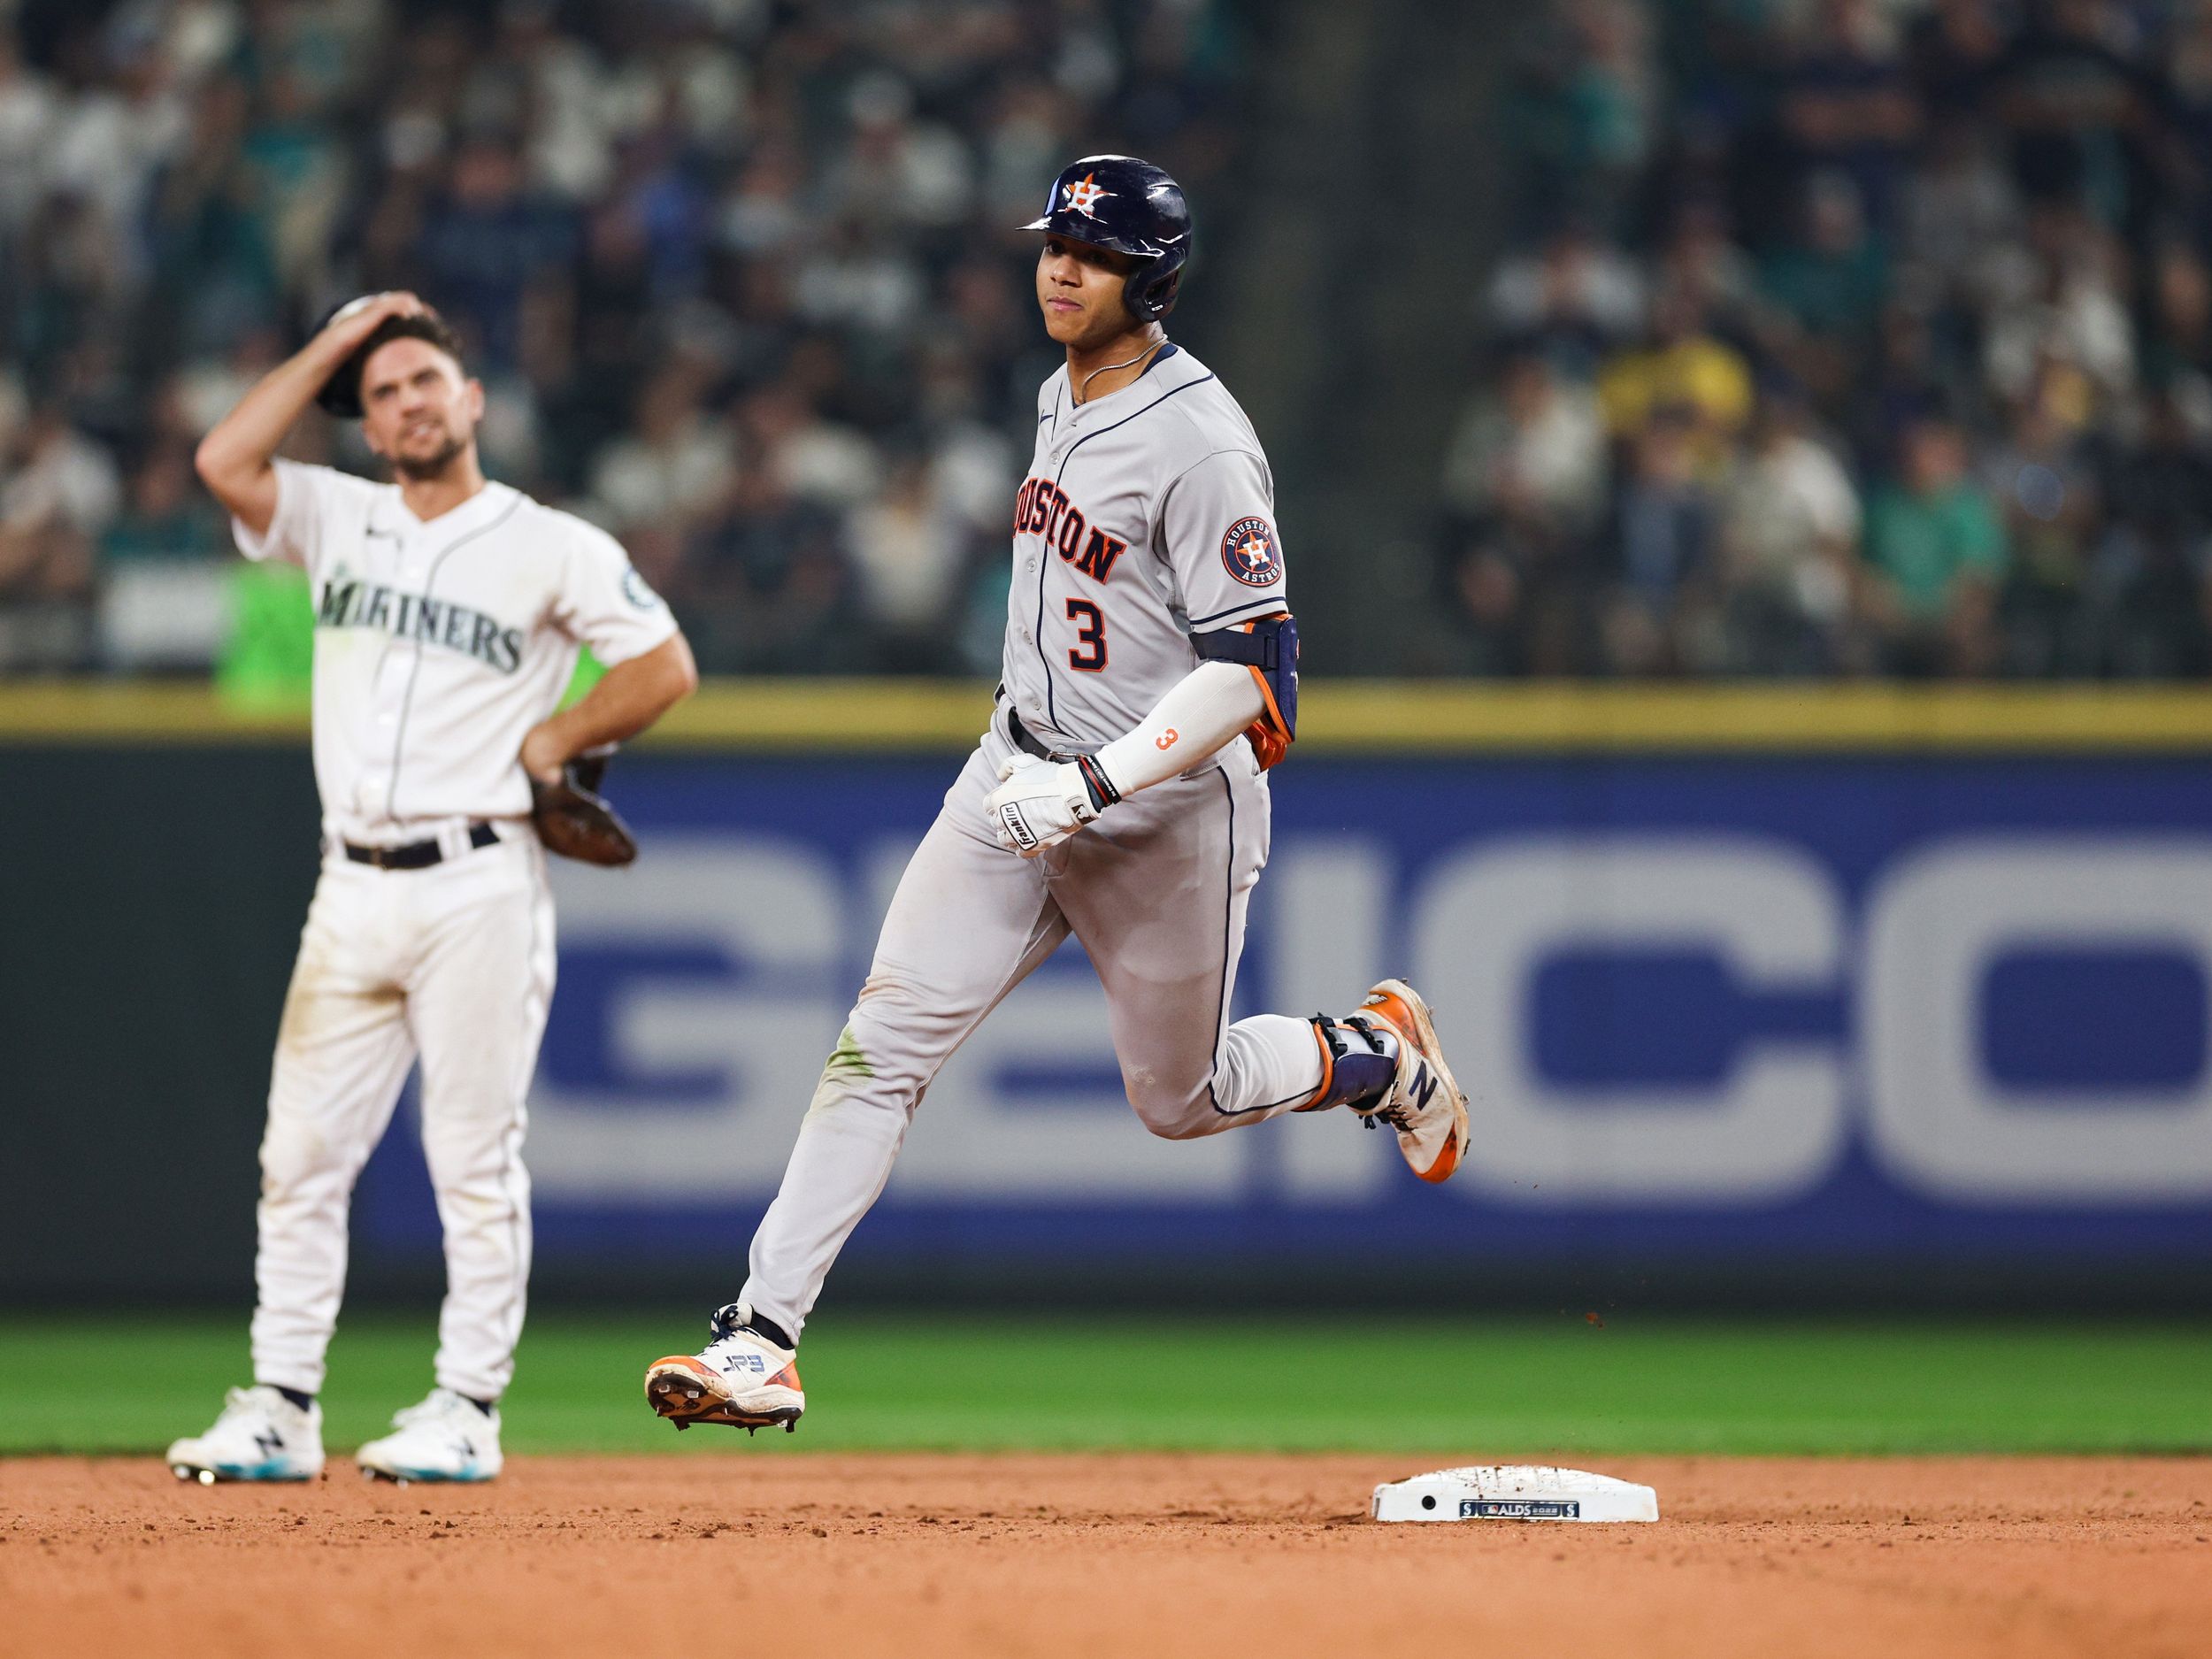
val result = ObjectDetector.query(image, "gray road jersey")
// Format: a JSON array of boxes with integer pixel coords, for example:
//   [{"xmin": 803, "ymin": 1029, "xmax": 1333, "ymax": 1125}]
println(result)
[{"xmin": 1001, "ymin": 345, "xmax": 1287, "ymax": 751}]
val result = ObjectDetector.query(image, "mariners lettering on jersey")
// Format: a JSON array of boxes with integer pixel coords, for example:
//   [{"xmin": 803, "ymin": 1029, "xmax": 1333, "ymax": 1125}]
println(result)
[
  {"xmin": 316, "ymin": 575, "xmax": 526, "ymax": 673},
  {"xmin": 1014, "ymin": 477, "xmax": 1128, "ymax": 584}
]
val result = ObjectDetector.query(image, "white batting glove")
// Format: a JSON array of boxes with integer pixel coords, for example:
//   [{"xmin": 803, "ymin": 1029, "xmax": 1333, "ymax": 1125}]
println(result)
[{"xmin": 983, "ymin": 753, "xmax": 1118, "ymax": 856}]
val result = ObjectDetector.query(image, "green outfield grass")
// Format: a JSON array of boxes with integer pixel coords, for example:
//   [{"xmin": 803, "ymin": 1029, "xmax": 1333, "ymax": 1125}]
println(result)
[{"xmin": 2, "ymin": 1313, "xmax": 2206, "ymax": 1457}]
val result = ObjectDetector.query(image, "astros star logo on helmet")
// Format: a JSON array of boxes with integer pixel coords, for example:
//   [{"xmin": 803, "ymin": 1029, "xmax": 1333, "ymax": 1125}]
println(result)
[{"xmin": 1062, "ymin": 172, "xmax": 1115, "ymax": 219}]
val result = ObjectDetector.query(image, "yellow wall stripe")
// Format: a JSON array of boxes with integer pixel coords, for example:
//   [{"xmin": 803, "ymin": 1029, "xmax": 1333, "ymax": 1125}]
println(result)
[{"xmin": 5, "ymin": 678, "xmax": 2212, "ymax": 751}]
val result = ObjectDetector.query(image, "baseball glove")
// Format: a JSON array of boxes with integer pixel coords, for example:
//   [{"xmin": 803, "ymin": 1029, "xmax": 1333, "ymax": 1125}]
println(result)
[{"xmin": 530, "ymin": 750, "xmax": 638, "ymax": 867}]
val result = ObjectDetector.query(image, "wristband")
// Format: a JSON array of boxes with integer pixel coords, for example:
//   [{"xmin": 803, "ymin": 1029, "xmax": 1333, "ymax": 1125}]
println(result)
[{"xmin": 1074, "ymin": 755, "xmax": 1122, "ymax": 811}]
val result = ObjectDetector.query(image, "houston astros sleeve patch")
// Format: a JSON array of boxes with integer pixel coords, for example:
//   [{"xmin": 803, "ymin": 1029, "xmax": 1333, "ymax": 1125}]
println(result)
[{"xmin": 1222, "ymin": 517, "xmax": 1283, "ymax": 587}]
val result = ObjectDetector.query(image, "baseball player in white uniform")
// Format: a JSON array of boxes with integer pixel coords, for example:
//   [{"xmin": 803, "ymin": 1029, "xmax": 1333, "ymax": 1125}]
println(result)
[
  {"xmin": 643, "ymin": 157, "xmax": 1471, "ymax": 1435},
  {"xmin": 167, "ymin": 294, "xmax": 696, "ymax": 1483}
]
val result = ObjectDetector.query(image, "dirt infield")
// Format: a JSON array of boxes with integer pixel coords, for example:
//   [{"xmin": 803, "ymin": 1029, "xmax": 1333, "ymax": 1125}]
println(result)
[{"xmin": 4, "ymin": 1454, "xmax": 2207, "ymax": 1659}]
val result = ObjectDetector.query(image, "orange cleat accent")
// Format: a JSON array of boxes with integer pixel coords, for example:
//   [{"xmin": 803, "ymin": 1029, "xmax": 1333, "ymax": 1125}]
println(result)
[
  {"xmin": 643, "ymin": 1351, "xmax": 805, "ymax": 1432},
  {"xmin": 1353, "ymin": 978, "xmax": 1470, "ymax": 1183},
  {"xmin": 1291, "ymin": 1017, "xmax": 1339, "ymax": 1111}
]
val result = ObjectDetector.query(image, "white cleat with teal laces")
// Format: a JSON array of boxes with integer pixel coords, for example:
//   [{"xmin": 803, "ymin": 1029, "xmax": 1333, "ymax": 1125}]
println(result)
[
  {"xmin": 166, "ymin": 1386, "xmax": 325, "ymax": 1484},
  {"xmin": 355, "ymin": 1387, "xmax": 503, "ymax": 1484}
]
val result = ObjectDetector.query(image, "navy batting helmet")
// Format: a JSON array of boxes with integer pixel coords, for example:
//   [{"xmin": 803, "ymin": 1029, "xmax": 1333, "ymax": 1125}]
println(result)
[{"xmin": 1020, "ymin": 155, "xmax": 1191, "ymax": 323}]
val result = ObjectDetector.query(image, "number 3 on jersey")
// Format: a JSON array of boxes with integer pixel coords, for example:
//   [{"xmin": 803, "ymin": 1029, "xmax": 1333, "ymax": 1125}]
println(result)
[{"xmin": 1065, "ymin": 599, "xmax": 1108, "ymax": 672}]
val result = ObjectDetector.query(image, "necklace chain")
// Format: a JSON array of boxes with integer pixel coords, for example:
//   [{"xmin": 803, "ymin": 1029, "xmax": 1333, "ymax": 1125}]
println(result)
[{"xmin": 1074, "ymin": 335, "xmax": 1165, "ymax": 403}]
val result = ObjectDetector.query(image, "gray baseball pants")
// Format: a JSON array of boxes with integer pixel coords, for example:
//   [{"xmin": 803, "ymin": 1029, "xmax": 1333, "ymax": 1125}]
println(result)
[{"xmin": 740, "ymin": 720, "xmax": 1328, "ymax": 1339}]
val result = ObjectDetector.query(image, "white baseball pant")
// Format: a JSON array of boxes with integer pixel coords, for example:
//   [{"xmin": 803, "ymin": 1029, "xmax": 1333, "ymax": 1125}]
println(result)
[{"xmin": 249, "ymin": 832, "xmax": 553, "ymax": 1402}]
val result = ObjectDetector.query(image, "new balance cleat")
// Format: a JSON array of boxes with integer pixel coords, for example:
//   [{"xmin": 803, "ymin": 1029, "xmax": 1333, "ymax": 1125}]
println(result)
[
  {"xmin": 166, "ymin": 1386, "xmax": 324, "ymax": 1484},
  {"xmin": 355, "ymin": 1388, "xmax": 502, "ymax": 1484},
  {"xmin": 644, "ymin": 1303, "xmax": 805, "ymax": 1433},
  {"xmin": 1350, "ymin": 978, "xmax": 1471, "ymax": 1183}
]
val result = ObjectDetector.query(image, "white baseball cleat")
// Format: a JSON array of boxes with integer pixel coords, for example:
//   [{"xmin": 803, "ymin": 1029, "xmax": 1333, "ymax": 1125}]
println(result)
[
  {"xmin": 355, "ymin": 1388, "xmax": 503, "ymax": 1484},
  {"xmin": 166, "ymin": 1386, "xmax": 324, "ymax": 1484},
  {"xmin": 644, "ymin": 1303, "xmax": 805, "ymax": 1433},
  {"xmin": 1351, "ymin": 978, "xmax": 1471, "ymax": 1183}
]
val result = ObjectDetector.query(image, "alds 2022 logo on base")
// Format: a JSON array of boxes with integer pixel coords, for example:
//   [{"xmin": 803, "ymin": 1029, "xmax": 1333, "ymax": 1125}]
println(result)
[{"xmin": 1222, "ymin": 517, "xmax": 1283, "ymax": 588}]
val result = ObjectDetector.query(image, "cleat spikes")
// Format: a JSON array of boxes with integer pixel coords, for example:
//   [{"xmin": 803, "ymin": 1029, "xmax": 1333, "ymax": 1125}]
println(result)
[{"xmin": 642, "ymin": 1350, "xmax": 805, "ymax": 1433}]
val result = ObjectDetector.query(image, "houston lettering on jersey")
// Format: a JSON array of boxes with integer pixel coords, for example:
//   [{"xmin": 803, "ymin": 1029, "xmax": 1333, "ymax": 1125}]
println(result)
[
  {"xmin": 316, "ymin": 578, "xmax": 526, "ymax": 673},
  {"xmin": 1013, "ymin": 477, "xmax": 1128, "ymax": 584}
]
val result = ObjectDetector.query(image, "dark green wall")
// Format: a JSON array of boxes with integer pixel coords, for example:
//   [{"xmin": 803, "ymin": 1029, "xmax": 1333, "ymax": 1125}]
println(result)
[{"xmin": 0, "ymin": 745, "xmax": 322, "ymax": 1302}]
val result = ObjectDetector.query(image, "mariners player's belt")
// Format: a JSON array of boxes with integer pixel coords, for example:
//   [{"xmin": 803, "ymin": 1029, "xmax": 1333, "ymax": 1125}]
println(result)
[{"xmin": 343, "ymin": 822, "xmax": 500, "ymax": 871}]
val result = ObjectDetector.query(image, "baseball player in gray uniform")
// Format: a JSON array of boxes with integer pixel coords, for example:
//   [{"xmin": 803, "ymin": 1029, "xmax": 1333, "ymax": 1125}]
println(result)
[
  {"xmin": 643, "ymin": 157, "xmax": 1469, "ymax": 1433},
  {"xmin": 167, "ymin": 293, "xmax": 696, "ymax": 1483}
]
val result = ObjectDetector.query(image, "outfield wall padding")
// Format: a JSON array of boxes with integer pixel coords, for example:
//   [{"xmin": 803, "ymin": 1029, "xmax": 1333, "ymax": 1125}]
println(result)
[{"xmin": 5, "ymin": 712, "xmax": 2211, "ymax": 1310}]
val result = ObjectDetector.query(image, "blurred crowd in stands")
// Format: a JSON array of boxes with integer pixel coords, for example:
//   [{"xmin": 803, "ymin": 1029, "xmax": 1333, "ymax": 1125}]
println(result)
[
  {"xmin": 0, "ymin": 0, "xmax": 1243, "ymax": 677},
  {"xmin": 14, "ymin": 0, "xmax": 2212, "ymax": 685},
  {"xmin": 1444, "ymin": 0, "xmax": 2212, "ymax": 677}
]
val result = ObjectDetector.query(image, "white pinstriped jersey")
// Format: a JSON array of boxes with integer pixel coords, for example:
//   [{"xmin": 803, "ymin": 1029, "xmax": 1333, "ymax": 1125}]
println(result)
[
  {"xmin": 1001, "ymin": 345, "xmax": 1286, "ymax": 751},
  {"xmin": 234, "ymin": 458, "xmax": 676, "ymax": 845}
]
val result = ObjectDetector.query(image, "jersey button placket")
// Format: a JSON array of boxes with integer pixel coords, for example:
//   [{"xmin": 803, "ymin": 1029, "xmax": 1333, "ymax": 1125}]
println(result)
[{"xmin": 369, "ymin": 529, "xmax": 417, "ymax": 821}]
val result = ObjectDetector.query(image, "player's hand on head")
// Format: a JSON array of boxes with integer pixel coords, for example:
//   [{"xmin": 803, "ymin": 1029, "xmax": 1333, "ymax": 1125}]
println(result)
[
  {"xmin": 322, "ymin": 291, "xmax": 429, "ymax": 344},
  {"xmin": 983, "ymin": 754, "xmax": 1102, "ymax": 856}
]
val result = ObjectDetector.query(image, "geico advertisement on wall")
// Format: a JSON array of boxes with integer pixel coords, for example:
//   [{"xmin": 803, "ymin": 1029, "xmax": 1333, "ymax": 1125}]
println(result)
[{"xmin": 517, "ymin": 757, "xmax": 2212, "ymax": 1244}]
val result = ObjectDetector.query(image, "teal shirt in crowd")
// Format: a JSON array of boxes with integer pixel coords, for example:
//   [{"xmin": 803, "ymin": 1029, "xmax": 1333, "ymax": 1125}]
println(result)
[
  {"xmin": 1864, "ymin": 483, "xmax": 2008, "ymax": 618},
  {"xmin": 1759, "ymin": 242, "xmax": 1888, "ymax": 340},
  {"xmin": 99, "ymin": 508, "xmax": 223, "ymax": 565}
]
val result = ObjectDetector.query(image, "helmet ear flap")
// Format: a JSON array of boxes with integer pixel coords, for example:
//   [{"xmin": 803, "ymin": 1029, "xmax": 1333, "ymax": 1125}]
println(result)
[
  {"xmin": 1125, "ymin": 261, "xmax": 1180, "ymax": 325},
  {"xmin": 1147, "ymin": 265, "xmax": 1181, "ymax": 320}
]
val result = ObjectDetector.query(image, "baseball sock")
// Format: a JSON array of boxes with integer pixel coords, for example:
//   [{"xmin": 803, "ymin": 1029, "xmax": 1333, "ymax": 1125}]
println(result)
[
  {"xmin": 463, "ymin": 1394, "xmax": 497, "ymax": 1417},
  {"xmin": 746, "ymin": 1313, "xmax": 797, "ymax": 1351},
  {"xmin": 273, "ymin": 1386, "xmax": 314, "ymax": 1413}
]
